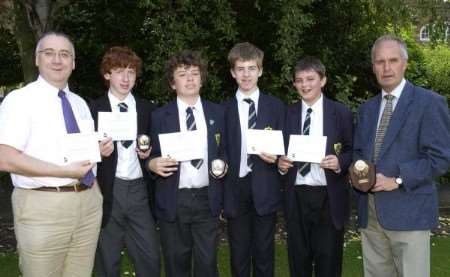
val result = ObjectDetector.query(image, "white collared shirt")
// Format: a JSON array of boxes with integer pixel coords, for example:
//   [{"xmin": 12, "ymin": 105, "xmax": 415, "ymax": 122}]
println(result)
[
  {"xmin": 177, "ymin": 97, "xmax": 209, "ymax": 189},
  {"xmin": 108, "ymin": 92, "xmax": 143, "ymax": 180},
  {"xmin": 295, "ymin": 94, "xmax": 327, "ymax": 187},
  {"xmin": 0, "ymin": 76, "xmax": 96, "ymax": 189},
  {"xmin": 236, "ymin": 88, "xmax": 260, "ymax": 177},
  {"xmin": 376, "ymin": 78, "xmax": 405, "ymax": 129}
]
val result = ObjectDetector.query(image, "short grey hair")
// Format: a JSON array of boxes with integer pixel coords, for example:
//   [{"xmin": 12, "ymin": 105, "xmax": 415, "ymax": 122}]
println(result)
[
  {"xmin": 371, "ymin": 34, "xmax": 408, "ymax": 63},
  {"xmin": 35, "ymin": 31, "xmax": 75, "ymax": 58}
]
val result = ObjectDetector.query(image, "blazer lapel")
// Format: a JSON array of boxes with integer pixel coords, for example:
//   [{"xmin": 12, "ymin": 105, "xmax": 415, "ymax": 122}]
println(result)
[
  {"xmin": 230, "ymin": 98, "xmax": 242, "ymax": 160},
  {"xmin": 323, "ymin": 96, "xmax": 336, "ymax": 155},
  {"xmin": 135, "ymin": 97, "xmax": 146, "ymax": 135},
  {"xmin": 378, "ymin": 82, "xmax": 414, "ymax": 159},
  {"xmin": 202, "ymin": 100, "xmax": 215, "ymax": 164},
  {"xmin": 163, "ymin": 101, "xmax": 180, "ymax": 133},
  {"xmin": 366, "ymin": 95, "xmax": 382, "ymax": 160},
  {"xmin": 256, "ymin": 93, "xmax": 271, "ymax": 129}
]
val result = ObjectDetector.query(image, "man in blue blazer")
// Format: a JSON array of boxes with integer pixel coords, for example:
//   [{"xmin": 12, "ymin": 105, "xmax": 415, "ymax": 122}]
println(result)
[
  {"xmin": 148, "ymin": 50, "xmax": 226, "ymax": 277},
  {"xmin": 223, "ymin": 42, "xmax": 285, "ymax": 277},
  {"xmin": 354, "ymin": 35, "xmax": 450, "ymax": 277},
  {"xmin": 278, "ymin": 57, "xmax": 353, "ymax": 277}
]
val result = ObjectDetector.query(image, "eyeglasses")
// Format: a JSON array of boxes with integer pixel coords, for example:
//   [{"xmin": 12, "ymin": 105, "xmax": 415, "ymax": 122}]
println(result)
[{"xmin": 38, "ymin": 50, "xmax": 73, "ymax": 60}]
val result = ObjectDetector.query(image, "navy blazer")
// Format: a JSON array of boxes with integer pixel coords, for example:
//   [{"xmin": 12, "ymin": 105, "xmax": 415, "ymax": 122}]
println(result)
[
  {"xmin": 149, "ymin": 99, "xmax": 226, "ymax": 222},
  {"xmin": 223, "ymin": 92, "xmax": 285, "ymax": 218},
  {"xmin": 282, "ymin": 96, "xmax": 353, "ymax": 230},
  {"xmin": 354, "ymin": 81, "xmax": 450, "ymax": 230},
  {"xmin": 90, "ymin": 94, "xmax": 156, "ymax": 227}
]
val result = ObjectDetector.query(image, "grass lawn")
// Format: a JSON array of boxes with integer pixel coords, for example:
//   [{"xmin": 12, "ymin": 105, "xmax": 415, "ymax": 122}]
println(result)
[{"xmin": 1, "ymin": 236, "xmax": 449, "ymax": 276}]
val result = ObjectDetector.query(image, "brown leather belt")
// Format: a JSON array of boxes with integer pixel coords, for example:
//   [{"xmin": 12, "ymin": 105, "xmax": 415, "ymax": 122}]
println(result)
[{"xmin": 32, "ymin": 182, "xmax": 90, "ymax": 192}]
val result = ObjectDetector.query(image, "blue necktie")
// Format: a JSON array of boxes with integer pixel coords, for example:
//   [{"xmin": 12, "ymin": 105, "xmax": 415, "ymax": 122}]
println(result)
[
  {"xmin": 58, "ymin": 90, "xmax": 95, "ymax": 186},
  {"xmin": 186, "ymin": 107, "xmax": 203, "ymax": 169},
  {"xmin": 298, "ymin": 108, "xmax": 312, "ymax": 176},
  {"xmin": 118, "ymin": 102, "xmax": 132, "ymax": 148},
  {"xmin": 244, "ymin": 98, "xmax": 256, "ymax": 169}
]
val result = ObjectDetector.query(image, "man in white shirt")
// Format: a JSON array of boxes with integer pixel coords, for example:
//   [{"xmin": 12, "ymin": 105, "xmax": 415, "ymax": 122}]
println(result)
[{"xmin": 0, "ymin": 32, "xmax": 111, "ymax": 277}]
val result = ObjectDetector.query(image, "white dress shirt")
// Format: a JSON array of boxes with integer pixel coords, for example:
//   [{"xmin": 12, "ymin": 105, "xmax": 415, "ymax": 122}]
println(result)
[
  {"xmin": 236, "ymin": 88, "xmax": 260, "ymax": 178},
  {"xmin": 0, "ymin": 76, "xmax": 96, "ymax": 189},
  {"xmin": 177, "ymin": 97, "xmax": 209, "ymax": 189},
  {"xmin": 376, "ymin": 78, "xmax": 405, "ymax": 129},
  {"xmin": 295, "ymin": 94, "xmax": 327, "ymax": 187},
  {"xmin": 108, "ymin": 92, "xmax": 143, "ymax": 180}
]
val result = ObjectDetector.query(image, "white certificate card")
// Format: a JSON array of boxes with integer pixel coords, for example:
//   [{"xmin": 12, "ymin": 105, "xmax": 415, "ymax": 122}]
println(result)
[
  {"xmin": 97, "ymin": 112, "xmax": 137, "ymax": 141},
  {"xmin": 246, "ymin": 129, "xmax": 285, "ymax": 155},
  {"xmin": 159, "ymin": 131, "xmax": 203, "ymax": 161},
  {"xmin": 287, "ymin": 135, "xmax": 327, "ymax": 163},
  {"xmin": 59, "ymin": 132, "xmax": 101, "ymax": 164}
]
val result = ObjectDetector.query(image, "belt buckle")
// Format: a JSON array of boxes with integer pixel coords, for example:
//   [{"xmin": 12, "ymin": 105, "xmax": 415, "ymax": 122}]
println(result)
[{"xmin": 73, "ymin": 182, "xmax": 81, "ymax": 192}]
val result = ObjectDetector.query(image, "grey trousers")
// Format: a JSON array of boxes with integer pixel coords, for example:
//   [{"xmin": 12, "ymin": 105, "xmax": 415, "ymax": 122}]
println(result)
[{"xmin": 95, "ymin": 177, "xmax": 160, "ymax": 277}]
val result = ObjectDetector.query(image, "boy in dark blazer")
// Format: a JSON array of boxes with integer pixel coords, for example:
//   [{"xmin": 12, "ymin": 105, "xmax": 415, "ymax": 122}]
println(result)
[
  {"xmin": 90, "ymin": 46, "xmax": 160, "ymax": 277},
  {"xmin": 148, "ymin": 50, "xmax": 226, "ymax": 277},
  {"xmin": 278, "ymin": 57, "xmax": 353, "ymax": 277},
  {"xmin": 223, "ymin": 42, "xmax": 285, "ymax": 277}
]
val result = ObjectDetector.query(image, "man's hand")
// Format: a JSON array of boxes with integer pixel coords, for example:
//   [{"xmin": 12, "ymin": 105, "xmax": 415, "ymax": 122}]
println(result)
[
  {"xmin": 149, "ymin": 157, "xmax": 178, "ymax": 177},
  {"xmin": 62, "ymin": 160, "xmax": 94, "ymax": 179},
  {"xmin": 258, "ymin": 152, "xmax": 277, "ymax": 164},
  {"xmin": 99, "ymin": 137, "xmax": 114, "ymax": 157},
  {"xmin": 277, "ymin": 155, "xmax": 293, "ymax": 173},
  {"xmin": 320, "ymin": 155, "xmax": 341, "ymax": 173},
  {"xmin": 137, "ymin": 147, "xmax": 152, "ymax": 160},
  {"xmin": 371, "ymin": 173, "xmax": 399, "ymax": 192}
]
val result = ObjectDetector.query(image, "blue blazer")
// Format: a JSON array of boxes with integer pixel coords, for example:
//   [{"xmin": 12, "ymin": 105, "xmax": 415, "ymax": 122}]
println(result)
[
  {"xmin": 149, "ymin": 99, "xmax": 226, "ymax": 222},
  {"xmin": 283, "ymin": 96, "xmax": 353, "ymax": 230},
  {"xmin": 223, "ymin": 92, "xmax": 285, "ymax": 218},
  {"xmin": 354, "ymin": 81, "xmax": 450, "ymax": 230}
]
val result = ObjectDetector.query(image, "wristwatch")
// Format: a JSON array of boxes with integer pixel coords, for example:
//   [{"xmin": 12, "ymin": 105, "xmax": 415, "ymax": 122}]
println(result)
[{"xmin": 395, "ymin": 177, "xmax": 403, "ymax": 187}]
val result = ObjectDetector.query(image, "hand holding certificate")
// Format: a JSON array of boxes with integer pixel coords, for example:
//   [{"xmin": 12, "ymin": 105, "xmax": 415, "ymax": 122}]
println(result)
[
  {"xmin": 97, "ymin": 112, "xmax": 137, "ymax": 141},
  {"xmin": 246, "ymin": 129, "xmax": 285, "ymax": 155},
  {"xmin": 159, "ymin": 131, "xmax": 204, "ymax": 161},
  {"xmin": 287, "ymin": 135, "xmax": 327, "ymax": 163},
  {"xmin": 58, "ymin": 132, "xmax": 101, "ymax": 164}
]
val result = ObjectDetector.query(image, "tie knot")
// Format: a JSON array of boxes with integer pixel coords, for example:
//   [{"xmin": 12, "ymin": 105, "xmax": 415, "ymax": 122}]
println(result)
[
  {"xmin": 243, "ymin": 98, "xmax": 254, "ymax": 105},
  {"xmin": 58, "ymin": 90, "xmax": 66, "ymax": 98},
  {"xmin": 307, "ymin": 108, "xmax": 313, "ymax": 114},
  {"xmin": 384, "ymin": 94, "xmax": 394, "ymax": 101},
  {"xmin": 186, "ymin": 107, "xmax": 194, "ymax": 115}
]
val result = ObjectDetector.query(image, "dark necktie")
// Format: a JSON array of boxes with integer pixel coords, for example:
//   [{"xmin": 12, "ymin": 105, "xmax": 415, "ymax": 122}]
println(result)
[
  {"xmin": 58, "ymin": 90, "xmax": 95, "ymax": 186},
  {"xmin": 298, "ymin": 107, "xmax": 313, "ymax": 176},
  {"xmin": 373, "ymin": 94, "xmax": 395, "ymax": 162},
  {"xmin": 186, "ymin": 107, "xmax": 203, "ymax": 169},
  {"xmin": 244, "ymin": 98, "xmax": 256, "ymax": 169},
  {"xmin": 118, "ymin": 102, "xmax": 132, "ymax": 148}
]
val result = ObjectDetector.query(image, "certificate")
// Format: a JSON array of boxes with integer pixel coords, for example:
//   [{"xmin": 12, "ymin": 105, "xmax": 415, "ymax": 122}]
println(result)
[
  {"xmin": 97, "ymin": 112, "xmax": 137, "ymax": 141},
  {"xmin": 287, "ymin": 135, "xmax": 327, "ymax": 163},
  {"xmin": 159, "ymin": 131, "xmax": 203, "ymax": 161},
  {"xmin": 59, "ymin": 132, "xmax": 101, "ymax": 164},
  {"xmin": 246, "ymin": 129, "xmax": 285, "ymax": 155}
]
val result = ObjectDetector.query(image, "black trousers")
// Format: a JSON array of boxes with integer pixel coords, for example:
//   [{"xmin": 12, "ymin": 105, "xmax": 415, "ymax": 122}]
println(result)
[
  {"xmin": 159, "ymin": 187, "xmax": 219, "ymax": 277},
  {"xmin": 95, "ymin": 178, "xmax": 160, "ymax": 277},
  {"xmin": 286, "ymin": 185, "xmax": 344, "ymax": 277},
  {"xmin": 227, "ymin": 175, "xmax": 276, "ymax": 277}
]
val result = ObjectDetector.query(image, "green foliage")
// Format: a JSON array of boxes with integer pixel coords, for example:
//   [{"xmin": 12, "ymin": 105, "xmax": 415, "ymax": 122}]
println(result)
[
  {"xmin": 422, "ymin": 44, "xmax": 450, "ymax": 99},
  {"xmin": 0, "ymin": 27, "xmax": 21, "ymax": 86}
]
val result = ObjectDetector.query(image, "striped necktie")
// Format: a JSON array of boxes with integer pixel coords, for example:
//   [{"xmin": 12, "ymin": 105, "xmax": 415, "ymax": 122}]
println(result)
[
  {"xmin": 186, "ymin": 107, "xmax": 203, "ymax": 169},
  {"xmin": 244, "ymin": 98, "xmax": 256, "ymax": 169},
  {"xmin": 298, "ymin": 107, "xmax": 312, "ymax": 176},
  {"xmin": 118, "ymin": 102, "xmax": 132, "ymax": 148},
  {"xmin": 373, "ymin": 94, "xmax": 395, "ymax": 162},
  {"xmin": 58, "ymin": 90, "xmax": 95, "ymax": 186}
]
